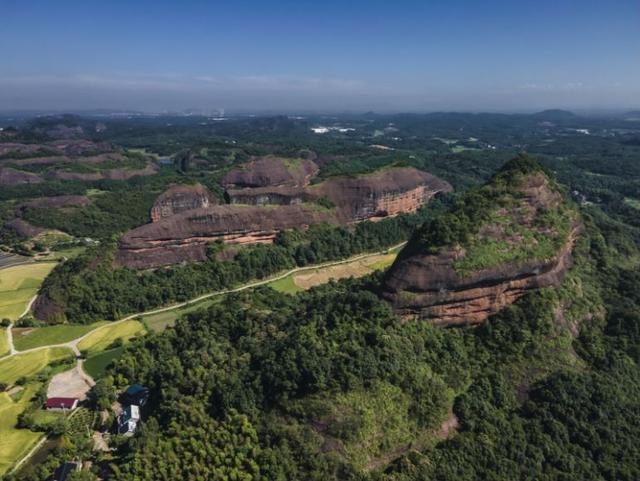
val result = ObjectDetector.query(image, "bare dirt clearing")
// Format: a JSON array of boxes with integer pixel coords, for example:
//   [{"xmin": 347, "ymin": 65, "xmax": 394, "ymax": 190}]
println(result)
[{"xmin": 47, "ymin": 365, "xmax": 93, "ymax": 400}]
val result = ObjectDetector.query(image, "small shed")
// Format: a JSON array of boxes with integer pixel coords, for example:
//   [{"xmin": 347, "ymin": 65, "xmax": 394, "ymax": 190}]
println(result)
[
  {"xmin": 123, "ymin": 384, "xmax": 150, "ymax": 407},
  {"xmin": 46, "ymin": 397, "xmax": 79, "ymax": 411}
]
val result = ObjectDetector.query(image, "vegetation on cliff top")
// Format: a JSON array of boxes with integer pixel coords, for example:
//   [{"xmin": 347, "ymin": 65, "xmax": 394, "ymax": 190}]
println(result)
[{"xmin": 408, "ymin": 154, "xmax": 577, "ymax": 275}]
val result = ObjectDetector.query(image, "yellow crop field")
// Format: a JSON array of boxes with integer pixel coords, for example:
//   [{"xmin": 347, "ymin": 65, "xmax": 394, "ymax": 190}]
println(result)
[
  {"xmin": 77, "ymin": 320, "xmax": 145, "ymax": 354},
  {"xmin": 0, "ymin": 263, "xmax": 56, "ymax": 321},
  {"xmin": 0, "ymin": 384, "xmax": 44, "ymax": 476},
  {"xmin": 0, "ymin": 347, "xmax": 74, "ymax": 385}
]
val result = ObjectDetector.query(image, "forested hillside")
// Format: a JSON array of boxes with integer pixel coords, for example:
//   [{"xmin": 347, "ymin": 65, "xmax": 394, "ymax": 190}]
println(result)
[{"xmin": 72, "ymin": 160, "xmax": 640, "ymax": 480}]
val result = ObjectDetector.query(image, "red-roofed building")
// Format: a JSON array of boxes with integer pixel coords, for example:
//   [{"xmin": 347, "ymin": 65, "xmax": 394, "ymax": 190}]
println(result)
[{"xmin": 45, "ymin": 397, "xmax": 79, "ymax": 411}]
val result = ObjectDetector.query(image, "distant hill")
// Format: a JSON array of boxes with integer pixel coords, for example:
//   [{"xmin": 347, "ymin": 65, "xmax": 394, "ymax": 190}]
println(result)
[{"xmin": 530, "ymin": 109, "xmax": 577, "ymax": 121}]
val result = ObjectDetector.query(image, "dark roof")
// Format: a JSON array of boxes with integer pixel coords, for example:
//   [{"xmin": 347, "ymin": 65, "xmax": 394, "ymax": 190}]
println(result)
[
  {"xmin": 53, "ymin": 461, "xmax": 79, "ymax": 481},
  {"xmin": 46, "ymin": 397, "xmax": 78, "ymax": 409},
  {"xmin": 126, "ymin": 384, "xmax": 148, "ymax": 396}
]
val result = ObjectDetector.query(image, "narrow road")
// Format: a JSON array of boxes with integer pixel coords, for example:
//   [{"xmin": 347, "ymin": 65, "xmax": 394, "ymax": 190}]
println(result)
[
  {"xmin": 0, "ymin": 242, "xmax": 406, "ymax": 363},
  {"xmin": 6, "ymin": 295, "xmax": 37, "ymax": 355}
]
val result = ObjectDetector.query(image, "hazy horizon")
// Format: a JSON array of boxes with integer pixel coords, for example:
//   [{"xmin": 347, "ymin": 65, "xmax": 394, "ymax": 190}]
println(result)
[{"xmin": 2, "ymin": 0, "xmax": 639, "ymax": 113}]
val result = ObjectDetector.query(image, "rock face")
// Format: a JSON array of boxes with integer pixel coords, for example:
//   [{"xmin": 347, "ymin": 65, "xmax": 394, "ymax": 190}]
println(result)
[
  {"xmin": 0, "ymin": 167, "xmax": 43, "ymax": 185},
  {"xmin": 116, "ymin": 205, "xmax": 337, "ymax": 269},
  {"xmin": 222, "ymin": 156, "xmax": 319, "ymax": 189},
  {"xmin": 150, "ymin": 184, "xmax": 216, "ymax": 222},
  {"xmin": 117, "ymin": 157, "xmax": 451, "ymax": 269},
  {"xmin": 381, "ymin": 159, "xmax": 580, "ymax": 326},
  {"xmin": 224, "ymin": 161, "xmax": 452, "ymax": 217},
  {"xmin": 316, "ymin": 167, "xmax": 452, "ymax": 222}
]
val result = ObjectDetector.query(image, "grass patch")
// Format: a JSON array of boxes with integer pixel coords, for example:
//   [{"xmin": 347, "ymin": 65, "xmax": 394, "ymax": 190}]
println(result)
[
  {"xmin": 0, "ymin": 329, "xmax": 9, "ymax": 357},
  {"xmin": 13, "ymin": 322, "xmax": 107, "ymax": 351},
  {"xmin": 0, "ymin": 263, "xmax": 56, "ymax": 321},
  {"xmin": 624, "ymin": 197, "xmax": 640, "ymax": 210},
  {"xmin": 0, "ymin": 348, "xmax": 74, "ymax": 385},
  {"xmin": 84, "ymin": 347, "xmax": 125, "ymax": 379},
  {"xmin": 77, "ymin": 320, "xmax": 145, "ymax": 354},
  {"xmin": 0, "ymin": 383, "xmax": 44, "ymax": 476},
  {"xmin": 142, "ymin": 298, "xmax": 221, "ymax": 332},
  {"xmin": 267, "ymin": 275, "xmax": 303, "ymax": 294}
]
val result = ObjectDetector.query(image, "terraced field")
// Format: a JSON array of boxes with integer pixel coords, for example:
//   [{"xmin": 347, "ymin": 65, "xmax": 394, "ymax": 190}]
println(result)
[{"xmin": 0, "ymin": 263, "xmax": 56, "ymax": 321}]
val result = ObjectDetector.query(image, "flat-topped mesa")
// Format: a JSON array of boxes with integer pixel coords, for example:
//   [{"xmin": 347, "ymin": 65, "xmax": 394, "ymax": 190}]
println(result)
[
  {"xmin": 221, "ymin": 155, "xmax": 319, "ymax": 189},
  {"xmin": 116, "ymin": 204, "xmax": 337, "ymax": 269},
  {"xmin": 226, "ymin": 185, "xmax": 314, "ymax": 206},
  {"xmin": 316, "ymin": 167, "xmax": 453, "ymax": 222},
  {"xmin": 150, "ymin": 184, "xmax": 217, "ymax": 222},
  {"xmin": 381, "ymin": 155, "xmax": 581, "ymax": 326}
]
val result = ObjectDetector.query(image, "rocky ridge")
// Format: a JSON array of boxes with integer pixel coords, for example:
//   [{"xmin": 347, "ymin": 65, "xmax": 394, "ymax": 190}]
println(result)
[{"xmin": 381, "ymin": 156, "xmax": 580, "ymax": 326}]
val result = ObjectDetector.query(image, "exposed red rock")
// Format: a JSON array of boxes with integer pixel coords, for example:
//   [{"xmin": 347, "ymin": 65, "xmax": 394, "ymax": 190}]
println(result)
[
  {"xmin": 381, "ymin": 167, "xmax": 579, "ymax": 326},
  {"xmin": 5, "ymin": 218, "xmax": 45, "ymax": 238},
  {"xmin": 221, "ymin": 156, "xmax": 319, "ymax": 188},
  {"xmin": 315, "ymin": 167, "xmax": 452, "ymax": 222},
  {"xmin": 382, "ymin": 225, "xmax": 579, "ymax": 326},
  {"xmin": 116, "ymin": 204, "xmax": 337, "ymax": 269},
  {"xmin": 51, "ymin": 162, "xmax": 157, "ymax": 181},
  {"xmin": 226, "ymin": 185, "xmax": 314, "ymax": 206},
  {"xmin": 150, "ymin": 184, "xmax": 217, "ymax": 222},
  {"xmin": 0, "ymin": 167, "xmax": 43, "ymax": 185}
]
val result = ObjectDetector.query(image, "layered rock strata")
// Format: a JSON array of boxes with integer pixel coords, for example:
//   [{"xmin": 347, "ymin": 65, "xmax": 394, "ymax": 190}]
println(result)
[
  {"xmin": 116, "ymin": 204, "xmax": 336, "ymax": 269},
  {"xmin": 150, "ymin": 184, "xmax": 216, "ymax": 222},
  {"xmin": 381, "ymin": 164, "xmax": 579, "ymax": 326}
]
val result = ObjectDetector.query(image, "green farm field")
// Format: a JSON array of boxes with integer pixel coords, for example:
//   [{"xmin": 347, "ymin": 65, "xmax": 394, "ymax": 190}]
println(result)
[
  {"xmin": 0, "ymin": 348, "xmax": 74, "ymax": 385},
  {"xmin": 142, "ymin": 298, "xmax": 221, "ymax": 332},
  {"xmin": 83, "ymin": 347, "xmax": 125, "ymax": 379},
  {"xmin": 0, "ymin": 263, "xmax": 56, "ymax": 321},
  {"xmin": 0, "ymin": 384, "xmax": 44, "ymax": 476},
  {"xmin": 13, "ymin": 322, "xmax": 108, "ymax": 351},
  {"xmin": 77, "ymin": 320, "xmax": 145, "ymax": 354}
]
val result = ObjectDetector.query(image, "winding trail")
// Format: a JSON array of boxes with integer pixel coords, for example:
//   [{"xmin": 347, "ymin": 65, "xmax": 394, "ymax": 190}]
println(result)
[
  {"xmin": 2, "ymin": 242, "xmax": 406, "ymax": 476},
  {"xmin": 0, "ymin": 242, "xmax": 407, "ymax": 363}
]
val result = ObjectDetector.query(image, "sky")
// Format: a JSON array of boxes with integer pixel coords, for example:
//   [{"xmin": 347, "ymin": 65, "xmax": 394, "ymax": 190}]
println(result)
[{"xmin": 1, "ymin": 0, "xmax": 639, "ymax": 113}]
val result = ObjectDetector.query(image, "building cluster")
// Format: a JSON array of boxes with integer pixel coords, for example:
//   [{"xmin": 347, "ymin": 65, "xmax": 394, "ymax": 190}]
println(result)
[{"xmin": 117, "ymin": 384, "xmax": 149, "ymax": 436}]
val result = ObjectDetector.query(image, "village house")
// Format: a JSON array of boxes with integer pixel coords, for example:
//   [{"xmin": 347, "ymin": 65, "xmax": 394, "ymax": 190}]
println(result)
[
  {"xmin": 45, "ymin": 397, "xmax": 79, "ymax": 411},
  {"xmin": 118, "ymin": 404, "xmax": 141, "ymax": 436}
]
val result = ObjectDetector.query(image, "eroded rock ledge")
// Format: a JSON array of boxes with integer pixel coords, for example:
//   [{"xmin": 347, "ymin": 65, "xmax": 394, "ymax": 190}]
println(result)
[
  {"xmin": 381, "ymin": 156, "xmax": 580, "ymax": 326},
  {"xmin": 381, "ymin": 224, "xmax": 580, "ymax": 326}
]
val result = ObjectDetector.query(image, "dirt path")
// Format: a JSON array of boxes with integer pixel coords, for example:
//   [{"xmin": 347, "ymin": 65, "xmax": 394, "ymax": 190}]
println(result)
[{"xmin": 0, "ymin": 242, "xmax": 407, "ymax": 363}]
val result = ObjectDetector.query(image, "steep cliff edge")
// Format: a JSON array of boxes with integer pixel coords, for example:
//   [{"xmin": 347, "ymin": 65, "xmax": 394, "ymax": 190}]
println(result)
[
  {"xmin": 381, "ymin": 155, "xmax": 580, "ymax": 326},
  {"xmin": 150, "ymin": 184, "xmax": 217, "ymax": 222}
]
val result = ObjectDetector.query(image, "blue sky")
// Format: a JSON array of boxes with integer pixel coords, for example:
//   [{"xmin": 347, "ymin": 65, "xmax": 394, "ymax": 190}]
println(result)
[{"xmin": 1, "ymin": 0, "xmax": 638, "ymax": 112}]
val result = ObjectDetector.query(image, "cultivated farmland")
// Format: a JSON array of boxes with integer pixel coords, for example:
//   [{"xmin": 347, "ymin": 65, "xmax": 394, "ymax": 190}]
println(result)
[
  {"xmin": 77, "ymin": 320, "xmax": 145, "ymax": 354},
  {"xmin": 0, "ymin": 263, "xmax": 56, "ymax": 321}
]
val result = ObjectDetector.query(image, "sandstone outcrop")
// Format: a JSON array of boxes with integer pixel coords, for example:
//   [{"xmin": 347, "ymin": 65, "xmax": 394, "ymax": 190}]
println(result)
[
  {"xmin": 381, "ymin": 157, "xmax": 580, "ymax": 326},
  {"xmin": 116, "ymin": 155, "xmax": 452, "ymax": 269},
  {"xmin": 116, "ymin": 204, "xmax": 337, "ymax": 269},
  {"xmin": 0, "ymin": 167, "xmax": 43, "ymax": 185},
  {"xmin": 315, "ymin": 167, "xmax": 452, "ymax": 222},
  {"xmin": 150, "ymin": 184, "xmax": 216, "ymax": 222},
  {"xmin": 221, "ymin": 155, "xmax": 319, "ymax": 188}
]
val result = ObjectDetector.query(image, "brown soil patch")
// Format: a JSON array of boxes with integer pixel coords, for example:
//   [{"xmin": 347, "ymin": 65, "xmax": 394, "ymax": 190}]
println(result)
[
  {"xmin": 293, "ymin": 253, "xmax": 395, "ymax": 289},
  {"xmin": 47, "ymin": 366, "xmax": 92, "ymax": 400}
]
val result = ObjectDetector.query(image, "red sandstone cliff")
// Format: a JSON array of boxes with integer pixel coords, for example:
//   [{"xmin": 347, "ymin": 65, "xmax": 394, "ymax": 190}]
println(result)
[
  {"xmin": 116, "ymin": 204, "xmax": 337, "ymax": 269},
  {"xmin": 381, "ymin": 160, "xmax": 580, "ymax": 326},
  {"xmin": 150, "ymin": 184, "xmax": 217, "ymax": 222},
  {"xmin": 221, "ymin": 156, "xmax": 319, "ymax": 188}
]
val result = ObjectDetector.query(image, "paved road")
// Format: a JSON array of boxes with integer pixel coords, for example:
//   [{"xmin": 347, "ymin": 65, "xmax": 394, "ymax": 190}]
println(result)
[{"xmin": 0, "ymin": 241, "xmax": 407, "ymax": 363}]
